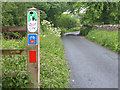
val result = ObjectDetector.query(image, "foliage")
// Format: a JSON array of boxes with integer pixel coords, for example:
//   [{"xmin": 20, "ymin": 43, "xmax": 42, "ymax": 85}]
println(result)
[
  {"xmin": 2, "ymin": 2, "xmax": 27, "ymax": 26},
  {"xmin": 86, "ymin": 29, "xmax": 118, "ymax": 53},
  {"xmin": 2, "ymin": 37, "xmax": 27, "ymax": 49},
  {"xmin": 46, "ymin": 2, "xmax": 69, "ymax": 26},
  {"xmin": 2, "ymin": 20, "xmax": 70, "ymax": 88},
  {"xmin": 40, "ymin": 20, "xmax": 70, "ymax": 88},
  {"xmin": 56, "ymin": 14, "xmax": 77, "ymax": 29},
  {"xmin": 61, "ymin": 27, "xmax": 81, "ymax": 36},
  {"xmin": 2, "ymin": 32, "xmax": 26, "ymax": 39},
  {"xmin": 2, "ymin": 2, "xmax": 119, "ymax": 26},
  {"xmin": 2, "ymin": 37, "xmax": 31, "ymax": 88},
  {"xmin": 2, "ymin": 2, "xmax": 68, "ymax": 26},
  {"xmin": 69, "ymin": 27, "xmax": 81, "ymax": 32},
  {"xmin": 67, "ymin": 2, "xmax": 119, "ymax": 25},
  {"xmin": 2, "ymin": 55, "xmax": 32, "ymax": 88},
  {"xmin": 79, "ymin": 27, "xmax": 93, "ymax": 36},
  {"xmin": 60, "ymin": 28, "xmax": 68, "ymax": 35},
  {"xmin": 41, "ymin": 20, "xmax": 61, "ymax": 37}
]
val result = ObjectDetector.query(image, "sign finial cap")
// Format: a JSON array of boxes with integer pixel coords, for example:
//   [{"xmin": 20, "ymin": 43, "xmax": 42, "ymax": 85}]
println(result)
[{"xmin": 28, "ymin": 7, "xmax": 37, "ymax": 10}]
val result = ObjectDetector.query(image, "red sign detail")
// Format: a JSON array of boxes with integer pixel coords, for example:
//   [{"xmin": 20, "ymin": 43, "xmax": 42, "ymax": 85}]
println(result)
[
  {"xmin": 30, "ymin": 40, "xmax": 35, "ymax": 43},
  {"xmin": 29, "ymin": 51, "xmax": 36, "ymax": 63}
]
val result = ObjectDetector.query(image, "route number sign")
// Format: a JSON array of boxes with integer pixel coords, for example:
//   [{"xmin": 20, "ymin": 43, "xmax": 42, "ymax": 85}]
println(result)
[
  {"xmin": 27, "ymin": 10, "xmax": 38, "ymax": 33},
  {"xmin": 28, "ymin": 34, "xmax": 37, "ymax": 45}
]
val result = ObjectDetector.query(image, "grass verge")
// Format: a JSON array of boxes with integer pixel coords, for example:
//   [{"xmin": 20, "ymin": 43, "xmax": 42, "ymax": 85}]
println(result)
[
  {"xmin": 80, "ymin": 27, "xmax": 119, "ymax": 53},
  {"xmin": 40, "ymin": 29, "xmax": 70, "ymax": 88}
]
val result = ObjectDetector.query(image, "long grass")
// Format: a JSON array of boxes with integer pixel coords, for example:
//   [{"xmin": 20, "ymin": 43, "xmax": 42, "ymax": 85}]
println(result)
[{"xmin": 86, "ymin": 29, "xmax": 119, "ymax": 53}]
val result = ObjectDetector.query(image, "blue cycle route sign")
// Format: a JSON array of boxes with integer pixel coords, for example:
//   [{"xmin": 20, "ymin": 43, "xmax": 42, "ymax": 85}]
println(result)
[{"xmin": 28, "ymin": 34, "xmax": 37, "ymax": 45}]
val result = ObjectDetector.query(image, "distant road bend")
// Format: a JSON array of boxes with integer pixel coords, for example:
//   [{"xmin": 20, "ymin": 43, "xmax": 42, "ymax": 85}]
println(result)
[{"xmin": 62, "ymin": 35, "xmax": 118, "ymax": 88}]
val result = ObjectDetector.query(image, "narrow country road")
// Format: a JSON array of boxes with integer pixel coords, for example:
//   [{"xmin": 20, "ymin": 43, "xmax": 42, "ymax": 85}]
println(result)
[{"xmin": 62, "ymin": 36, "xmax": 118, "ymax": 88}]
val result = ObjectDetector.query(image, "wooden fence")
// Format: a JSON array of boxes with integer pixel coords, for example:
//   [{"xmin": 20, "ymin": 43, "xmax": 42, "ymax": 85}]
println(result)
[
  {"xmin": 1, "ymin": 27, "xmax": 27, "ymax": 55},
  {"xmin": 1, "ymin": 26, "xmax": 28, "ymax": 88},
  {"xmin": 1, "ymin": 27, "xmax": 27, "ymax": 77},
  {"xmin": 2, "ymin": 26, "xmax": 26, "ymax": 32},
  {"xmin": 1, "ymin": 26, "xmax": 40, "ymax": 88}
]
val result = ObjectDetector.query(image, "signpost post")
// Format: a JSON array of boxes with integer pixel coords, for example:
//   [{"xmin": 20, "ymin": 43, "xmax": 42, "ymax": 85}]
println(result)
[{"xmin": 27, "ymin": 8, "xmax": 40, "ymax": 88}]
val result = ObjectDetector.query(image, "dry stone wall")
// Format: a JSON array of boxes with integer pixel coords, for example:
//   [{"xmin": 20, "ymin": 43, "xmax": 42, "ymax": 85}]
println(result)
[{"xmin": 93, "ymin": 25, "xmax": 119, "ymax": 31}]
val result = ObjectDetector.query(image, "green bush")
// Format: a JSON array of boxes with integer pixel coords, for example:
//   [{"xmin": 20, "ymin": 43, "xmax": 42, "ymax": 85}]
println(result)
[
  {"xmin": 2, "ymin": 55, "xmax": 32, "ymax": 88},
  {"xmin": 56, "ymin": 14, "xmax": 77, "ymax": 29},
  {"xmin": 80, "ymin": 27, "xmax": 93, "ymax": 36},
  {"xmin": 60, "ymin": 28, "xmax": 67, "ymax": 35},
  {"xmin": 86, "ymin": 29, "xmax": 118, "ymax": 53},
  {"xmin": 69, "ymin": 27, "xmax": 81, "ymax": 32}
]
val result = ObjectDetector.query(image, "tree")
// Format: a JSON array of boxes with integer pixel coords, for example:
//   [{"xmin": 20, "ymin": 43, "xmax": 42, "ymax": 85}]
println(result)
[
  {"xmin": 46, "ymin": 2, "xmax": 69, "ymax": 26},
  {"xmin": 2, "ymin": 2, "xmax": 69, "ymax": 26},
  {"xmin": 67, "ymin": 2, "xmax": 119, "ymax": 25}
]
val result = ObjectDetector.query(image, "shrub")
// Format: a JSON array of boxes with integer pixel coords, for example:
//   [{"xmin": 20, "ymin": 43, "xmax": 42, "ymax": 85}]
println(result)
[
  {"xmin": 69, "ymin": 27, "xmax": 81, "ymax": 32},
  {"xmin": 56, "ymin": 14, "xmax": 77, "ymax": 29},
  {"xmin": 80, "ymin": 27, "xmax": 93, "ymax": 36},
  {"xmin": 60, "ymin": 28, "xmax": 67, "ymax": 35},
  {"xmin": 41, "ymin": 20, "xmax": 61, "ymax": 37},
  {"xmin": 2, "ymin": 55, "xmax": 32, "ymax": 88}
]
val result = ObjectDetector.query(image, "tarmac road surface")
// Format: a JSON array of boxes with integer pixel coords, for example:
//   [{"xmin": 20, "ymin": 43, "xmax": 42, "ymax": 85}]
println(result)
[{"xmin": 62, "ymin": 36, "xmax": 118, "ymax": 88}]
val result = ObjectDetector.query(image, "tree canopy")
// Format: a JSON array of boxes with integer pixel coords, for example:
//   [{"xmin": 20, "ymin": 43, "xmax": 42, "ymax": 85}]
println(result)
[
  {"xmin": 2, "ymin": 2, "xmax": 68, "ymax": 26},
  {"xmin": 2, "ymin": 2, "xmax": 119, "ymax": 26},
  {"xmin": 67, "ymin": 2, "xmax": 119, "ymax": 25}
]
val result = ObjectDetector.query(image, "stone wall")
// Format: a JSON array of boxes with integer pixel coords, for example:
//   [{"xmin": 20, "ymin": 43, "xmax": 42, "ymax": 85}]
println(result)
[{"xmin": 93, "ymin": 25, "xmax": 119, "ymax": 31}]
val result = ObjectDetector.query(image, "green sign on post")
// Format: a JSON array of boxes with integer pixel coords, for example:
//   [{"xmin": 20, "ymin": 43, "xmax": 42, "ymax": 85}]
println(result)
[{"xmin": 27, "ymin": 10, "xmax": 38, "ymax": 33}]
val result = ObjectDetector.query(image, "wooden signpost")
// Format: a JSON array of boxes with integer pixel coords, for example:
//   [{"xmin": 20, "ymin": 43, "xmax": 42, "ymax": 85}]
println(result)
[{"xmin": 27, "ymin": 8, "xmax": 40, "ymax": 88}]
